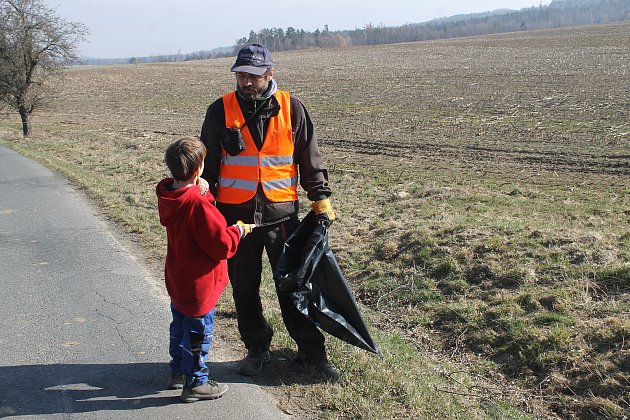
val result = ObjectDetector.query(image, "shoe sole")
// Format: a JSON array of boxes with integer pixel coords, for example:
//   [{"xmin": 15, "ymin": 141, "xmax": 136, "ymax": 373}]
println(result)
[
  {"xmin": 180, "ymin": 387, "xmax": 228, "ymax": 403},
  {"xmin": 237, "ymin": 353, "xmax": 272, "ymax": 376}
]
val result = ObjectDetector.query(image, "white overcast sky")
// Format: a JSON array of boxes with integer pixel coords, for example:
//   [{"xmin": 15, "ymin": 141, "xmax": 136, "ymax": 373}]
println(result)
[{"xmin": 50, "ymin": 0, "xmax": 552, "ymax": 58}]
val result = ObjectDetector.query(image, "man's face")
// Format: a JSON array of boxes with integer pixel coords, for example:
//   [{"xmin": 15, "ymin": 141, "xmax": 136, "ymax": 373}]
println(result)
[{"xmin": 236, "ymin": 69, "xmax": 274, "ymax": 101}]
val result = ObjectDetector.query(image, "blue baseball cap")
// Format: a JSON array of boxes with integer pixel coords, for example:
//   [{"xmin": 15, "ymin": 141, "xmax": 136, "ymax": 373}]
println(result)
[{"xmin": 231, "ymin": 44, "xmax": 273, "ymax": 76}]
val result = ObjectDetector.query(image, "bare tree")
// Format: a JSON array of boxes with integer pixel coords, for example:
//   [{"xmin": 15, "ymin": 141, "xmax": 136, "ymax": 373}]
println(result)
[{"xmin": 0, "ymin": 0, "xmax": 87, "ymax": 137}]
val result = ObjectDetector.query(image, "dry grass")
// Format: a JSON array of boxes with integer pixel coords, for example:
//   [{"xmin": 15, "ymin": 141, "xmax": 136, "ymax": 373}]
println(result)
[{"xmin": 2, "ymin": 21, "xmax": 629, "ymax": 419}]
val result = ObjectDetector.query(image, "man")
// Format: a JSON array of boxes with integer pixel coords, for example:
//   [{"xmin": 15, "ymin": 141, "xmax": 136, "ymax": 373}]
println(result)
[{"xmin": 199, "ymin": 44, "xmax": 339, "ymax": 382}]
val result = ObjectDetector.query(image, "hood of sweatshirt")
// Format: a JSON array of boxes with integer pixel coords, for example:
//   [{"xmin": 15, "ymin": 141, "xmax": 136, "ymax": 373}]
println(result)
[{"xmin": 156, "ymin": 178, "xmax": 207, "ymax": 227}]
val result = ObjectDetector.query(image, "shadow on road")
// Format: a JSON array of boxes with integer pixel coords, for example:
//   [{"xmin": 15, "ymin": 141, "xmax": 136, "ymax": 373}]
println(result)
[{"xmin": 0, "ymin": 360, "xmax": 260, "ymax": 417}]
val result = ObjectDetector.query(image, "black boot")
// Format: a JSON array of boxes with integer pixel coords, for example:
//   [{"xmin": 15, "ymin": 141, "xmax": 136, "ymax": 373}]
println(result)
[
  {"xmin": 238, "ymin": 344, "xmax": 272, "ymax": 376},
  {"xmin": 293, "ymin": 354, "xmax": 340, "ymax": 384}
]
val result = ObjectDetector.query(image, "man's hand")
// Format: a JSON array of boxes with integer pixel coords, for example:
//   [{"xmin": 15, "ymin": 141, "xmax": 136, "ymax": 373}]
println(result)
[
  {"xmin": 235, "ymin": 220, "xmax": 256, "ymax": 238},
  {"xmin": 311, "ymin": 198, "xmax": 335, "ymax": 222}
]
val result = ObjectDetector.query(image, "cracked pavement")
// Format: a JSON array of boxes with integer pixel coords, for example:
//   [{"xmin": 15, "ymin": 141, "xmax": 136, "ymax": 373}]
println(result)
[{"xmin": 0, "ymin": 145, "xmax": 287, "ymax": 419}]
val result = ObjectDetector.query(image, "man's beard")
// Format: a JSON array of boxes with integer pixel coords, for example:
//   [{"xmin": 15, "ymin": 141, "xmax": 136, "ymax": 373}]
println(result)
[{"xmin": 237, "ymin": 83, "xmax": 265, "ymax": 101}]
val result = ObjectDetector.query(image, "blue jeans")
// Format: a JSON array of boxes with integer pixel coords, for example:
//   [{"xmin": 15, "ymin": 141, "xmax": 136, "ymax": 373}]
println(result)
[{"xmin": 169, "ymin": 305, "xmax": 215, "ymax": 387}]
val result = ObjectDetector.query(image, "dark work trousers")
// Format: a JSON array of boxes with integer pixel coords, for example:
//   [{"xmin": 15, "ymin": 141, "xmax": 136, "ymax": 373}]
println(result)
[{"xmin": 227, "ymin": 218, "xmax": 326, "ymax": 358}]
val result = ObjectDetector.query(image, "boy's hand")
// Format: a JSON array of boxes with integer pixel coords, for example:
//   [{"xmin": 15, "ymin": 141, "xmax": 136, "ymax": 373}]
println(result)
[
  {"xmin": 196, "ymin": 177, "xmax": 209, "ymax": 196},
  {"xmin": 235, "ymin": 221, "xmax": 256, "ymax": 238}
]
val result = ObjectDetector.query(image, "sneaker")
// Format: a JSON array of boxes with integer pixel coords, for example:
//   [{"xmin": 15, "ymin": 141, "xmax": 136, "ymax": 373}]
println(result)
[
  {"xmin": 237, "ymin": 347, "xmax": 272, "ymax": 376},
  {"xmin": 293, "ymin": 354, "xmax": 340, "ymax": 384},
  {"xmin": 180, "ymin": 380, "xmax": 228, "ymax": 403},
  {"xmin": 168, "ymin": 373, "xmax": 186, "ymax": 389}
]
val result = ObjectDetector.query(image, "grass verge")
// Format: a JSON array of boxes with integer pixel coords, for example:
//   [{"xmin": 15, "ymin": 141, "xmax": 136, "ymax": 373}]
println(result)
[{"xmin": 1, "ymin": 126, "xmax": 537, "ymax": 419}]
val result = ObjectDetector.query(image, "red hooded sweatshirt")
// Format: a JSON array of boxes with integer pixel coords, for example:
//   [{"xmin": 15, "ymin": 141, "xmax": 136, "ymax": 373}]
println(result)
[{"xmin": 156, "ymin": 178, "xmax": 241, "ymax": 317}]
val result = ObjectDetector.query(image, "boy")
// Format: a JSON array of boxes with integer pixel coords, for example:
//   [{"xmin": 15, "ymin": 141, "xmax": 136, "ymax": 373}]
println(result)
[{"xmin": 156, "ymin": 136, "xmax": 254, "ymax": 403}]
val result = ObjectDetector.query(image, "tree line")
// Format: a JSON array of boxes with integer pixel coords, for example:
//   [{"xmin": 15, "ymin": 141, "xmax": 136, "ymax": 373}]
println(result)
[
  {"xmin": 82, "ymin": 0, "xmax": 630, "ymax": 65},
  {"xmin": 234, "ymin": 0, "xmax": 630, "ymax": 52}
]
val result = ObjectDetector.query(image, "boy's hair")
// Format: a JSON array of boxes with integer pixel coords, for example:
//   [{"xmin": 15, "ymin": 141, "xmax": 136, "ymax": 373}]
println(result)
[{"xmin": 164, "ymin": 136, "xmax": 207, "ymax": 181}]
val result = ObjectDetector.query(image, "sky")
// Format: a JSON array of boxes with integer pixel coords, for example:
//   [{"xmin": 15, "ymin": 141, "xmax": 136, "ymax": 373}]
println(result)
[{"xmin": 50, "ymin": 0, "xmax": 552, "ymax": 58}]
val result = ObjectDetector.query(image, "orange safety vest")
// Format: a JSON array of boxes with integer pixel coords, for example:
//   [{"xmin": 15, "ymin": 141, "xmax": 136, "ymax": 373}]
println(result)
[{"xmin": 217, "ymin": 90, "xmax": 298, "ymax": 204}]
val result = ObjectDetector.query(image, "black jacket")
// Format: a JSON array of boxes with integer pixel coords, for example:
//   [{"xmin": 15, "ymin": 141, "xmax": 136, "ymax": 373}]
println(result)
[{"xmin": 200, "ymin": 88, "xmax": 331, "ymax": 227}]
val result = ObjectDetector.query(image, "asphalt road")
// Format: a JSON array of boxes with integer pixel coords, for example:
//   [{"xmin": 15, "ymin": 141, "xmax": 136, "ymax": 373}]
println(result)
[{"xmin": 0, "ymin": 145, "xmax": 287, "ymax": 419}]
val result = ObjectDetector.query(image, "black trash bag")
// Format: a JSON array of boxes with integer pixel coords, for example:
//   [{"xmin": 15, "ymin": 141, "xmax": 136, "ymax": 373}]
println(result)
[{"xmin": 274, "ymin": 211, "xmax": 380, "ymax": 354}]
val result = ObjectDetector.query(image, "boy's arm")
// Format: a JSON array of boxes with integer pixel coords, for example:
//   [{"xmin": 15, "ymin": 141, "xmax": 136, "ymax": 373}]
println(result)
[{"xmin": 192, "ymin": 197, "xmax": 241, "ymax": 261}]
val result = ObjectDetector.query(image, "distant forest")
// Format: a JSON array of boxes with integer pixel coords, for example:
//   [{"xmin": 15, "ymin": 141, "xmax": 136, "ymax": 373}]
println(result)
[
  {"xmin": 81, "ymin": 0, "xmax": 630, "ymax": 65},
  {"xmin": 236, "ymin": 0, "xmax": 630, "ymax": 52}
]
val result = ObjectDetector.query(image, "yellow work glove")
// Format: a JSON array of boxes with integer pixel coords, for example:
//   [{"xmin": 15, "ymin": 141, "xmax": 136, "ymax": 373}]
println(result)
[
  {"xmin": 311, "ymin": 198, "xmax": 336, "ymax": 222},
  {"xmin": 235, "ymin": 220, "xmax": 256, "ymax": 238}
]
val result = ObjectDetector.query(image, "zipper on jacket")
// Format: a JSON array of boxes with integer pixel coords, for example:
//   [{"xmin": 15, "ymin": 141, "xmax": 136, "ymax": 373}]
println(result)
[{"xmin": 254, "ymin": 184, "xmax": 263, "ymax": 226}]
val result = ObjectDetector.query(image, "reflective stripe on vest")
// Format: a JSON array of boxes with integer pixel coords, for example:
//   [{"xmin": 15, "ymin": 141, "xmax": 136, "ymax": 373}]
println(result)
[{"xmin": 218, "ymin": 90, "xmax": 298, "ymax": 204}]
